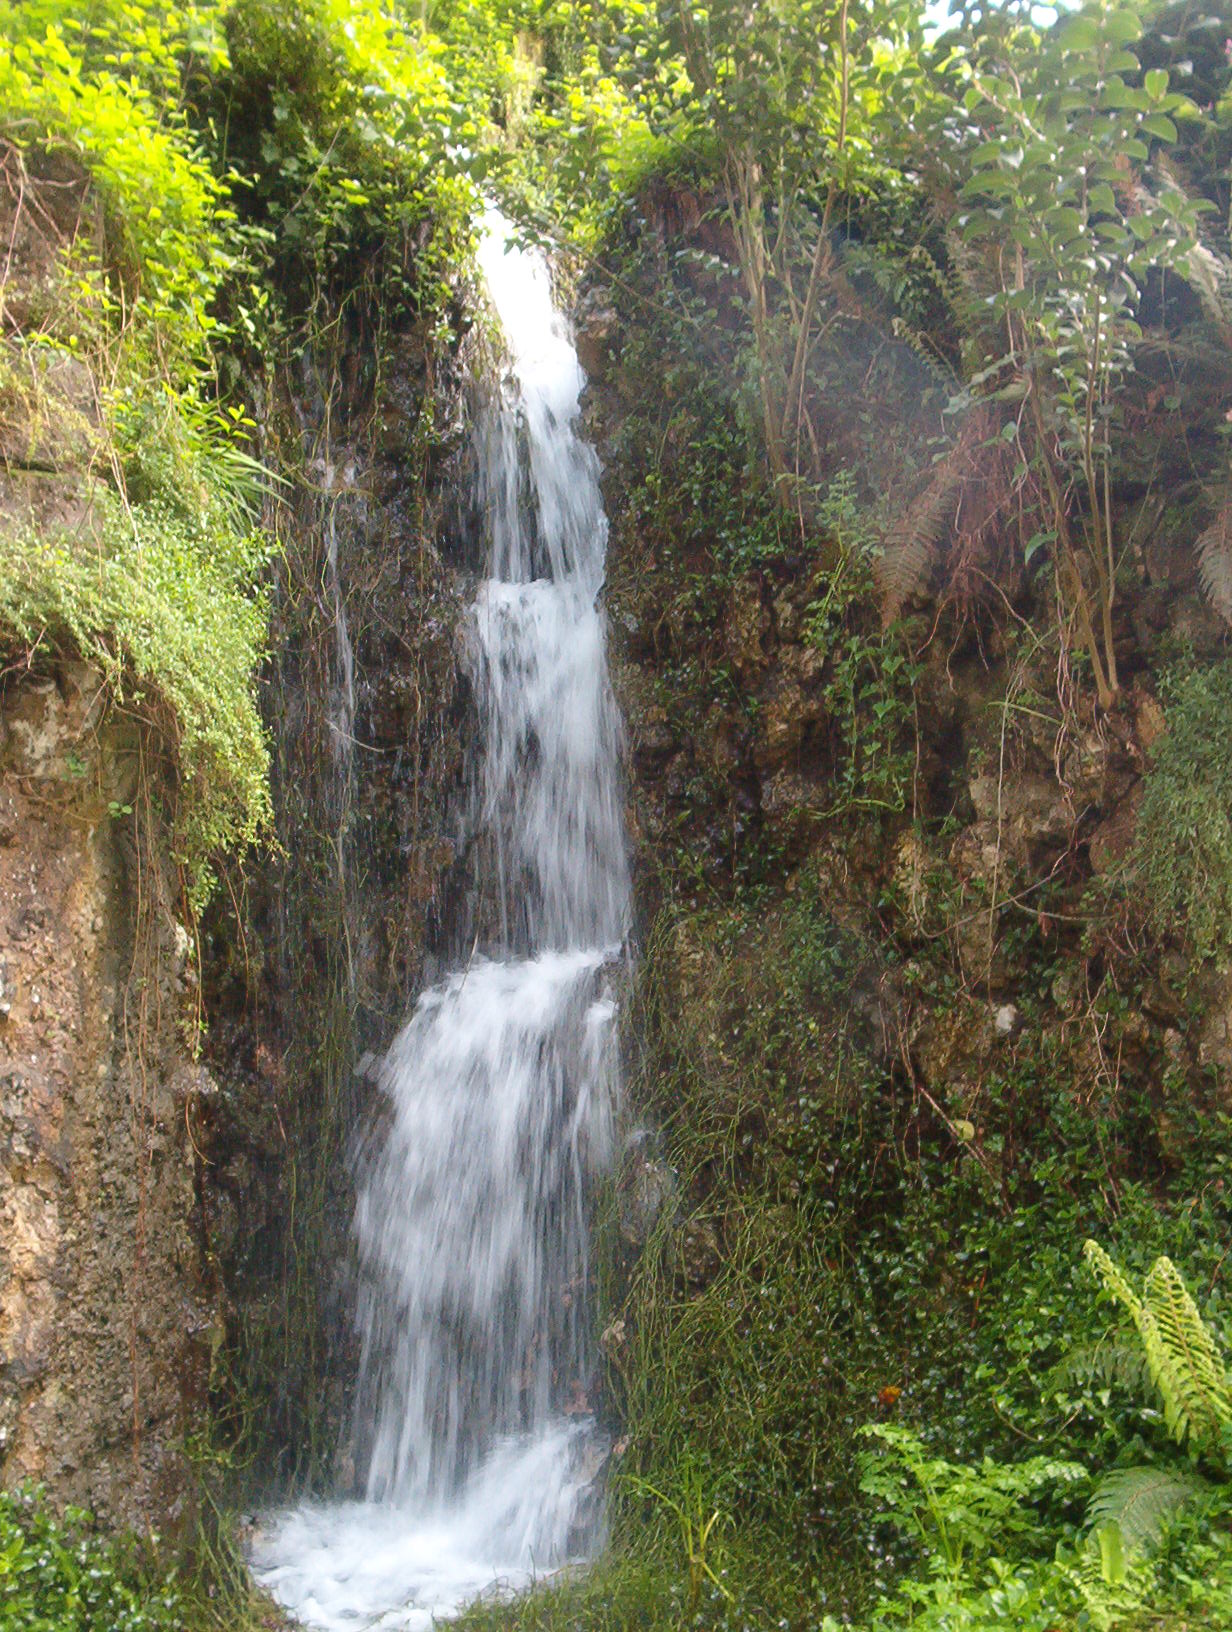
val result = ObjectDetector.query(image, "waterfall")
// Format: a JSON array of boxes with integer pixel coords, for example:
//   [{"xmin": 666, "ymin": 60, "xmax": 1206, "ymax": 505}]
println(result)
[{"xmin": 250, "ymin": 212, "xmax": 629, "ymax": 1631}]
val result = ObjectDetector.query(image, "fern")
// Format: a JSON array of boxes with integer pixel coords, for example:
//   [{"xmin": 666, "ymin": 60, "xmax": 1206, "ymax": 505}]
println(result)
[
  {"xmin": 1052, "ymin": 1331, "xmax": 1152, "ymax": 1401},
  {"xmin": 1140, "ymin": 1256, "xmax": 1232, "ymax": 1452},
  {"xmin": 1087, "ymin": 1465, "xmax": 1212, "ymax": 1556},
  {"xmin": 877, "ymin": 409, "xmax": 993, "ymax": 626},
  {"xmin": 1083, "ymin": 1242, "xmax": 1144, "ymax": 1321},
  {"xmin": 1066, "ymin": 1537, "xmax": 1155, "ymax": 1631},
  {"xmin": 1083, "ymin": 1241, "xmax": 1232, "ymax": 1454},
  {"xmin": 1196, "ymin": 497, "xmax": 1232, "ymax": 626}
]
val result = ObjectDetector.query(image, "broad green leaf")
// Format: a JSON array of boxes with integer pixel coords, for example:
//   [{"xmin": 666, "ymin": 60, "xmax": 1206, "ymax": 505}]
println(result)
[
  {"xmin": 1103, "ymin": 10, "xmax": 1144, "ymax": 47},
  {"xmin": 1096, "ymin": 1522, "xmax": 1127, "ymax": 1585},
  {"xmin": 1056, "ymin": 14, "xmax": 1100, "ymax": 51},
  {"xmin": 1141, "ymin": 113, "xmax": 1177, "ymax": 143}
]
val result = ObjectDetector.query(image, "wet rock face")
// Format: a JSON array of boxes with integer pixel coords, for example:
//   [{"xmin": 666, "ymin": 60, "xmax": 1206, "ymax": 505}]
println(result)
[
  {"xmin": 0, "ymin": 667, "xmax": 210, "ymax": 1528},
  {"xmin": 196, "ymin": 319, "xmax": 474, "ymax": 1482}
]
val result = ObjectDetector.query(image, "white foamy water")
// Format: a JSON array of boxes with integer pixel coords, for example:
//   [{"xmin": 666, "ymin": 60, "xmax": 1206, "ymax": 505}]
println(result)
[{"xmin": 251, "ymin": 211, "xmax": 629, "ymax": 1630}]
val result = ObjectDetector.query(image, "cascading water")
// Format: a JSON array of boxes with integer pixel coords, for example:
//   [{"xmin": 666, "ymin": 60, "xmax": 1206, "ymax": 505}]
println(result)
[{"xmin": 251, "ymin": 213, "xmax": 629, "ymax": 1631}]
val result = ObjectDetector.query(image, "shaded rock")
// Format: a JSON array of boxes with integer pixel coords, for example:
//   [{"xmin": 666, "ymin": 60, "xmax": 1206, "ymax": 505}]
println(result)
[
  {"xmin": 1133, "ymin": 689, "xmax": 1166, "ymax": 752},
  {"xmin": 574, "ymin": 286, "xmax": 620, "ymax": 377},
  {"xmin": 0, "ymin": 673, "xmax": 209, "ymax": 1527},
  {"xmin": 632, "ymin": 707, "xmax": 678, "ymax": 767},
  {"xmin": 1088, "ymin": 783, "xmax": 1142, "ymax": 875},
  {"xmin": 1194, "ymin": 969, "xmax": 1232, "ymax": 1084},
  {"xmin": 678, "ymin": 1218, "xmax": 722, "ymax": 1287},
  {"xmin": 993, "ymin": 1003, "xmax": 1020, "ymax": 1038},
  {"xmin": 618, "ymin": 1154, "xmax": 677, "ymax": 1247},
  {"xmin": 758, "ymin": 768, "xmax": 833, "ymax": 858},
  {"xmin": 948, "ymin": 820, "xmax": 1004, "ymax": 891},
  {"xmin": 913, "ymin": 1007, "xmax": 977, "ymax": 1092},
  {"xmin": 1060, "ymin": 729, "xmax": 1117, "ymax": 811},
  {"xmin": 772, "ymin": 587, "xmax": 808, "ymax": 643},
  {"xmin": 892, "ymin": 830, "xmax": 932, "ymax": 924},
  {"xmin": 700, "ymin": 704, "xmax": 745, "ymax": 778},
  {"xmin": 1051, "ymin": 966, "xmax": 1082, "ymax": 1011},
  {"xmin": 753, "ymin": 646, "xmax": 825, "ymax": 772},
  {"xmin": 968, "ymin": 771, "xmax": 1071, "ymax": 842},
  {"xmin": 1166, "ymin": 590, "xmax": 1225, "ymax": 656},
  {"xmin": 723, "ymin": 574, "xmax": 770, "ymax": 681},
  {"xmin": 1138, "ymin": 499, "xmax": 1197, "ymax": 589}
]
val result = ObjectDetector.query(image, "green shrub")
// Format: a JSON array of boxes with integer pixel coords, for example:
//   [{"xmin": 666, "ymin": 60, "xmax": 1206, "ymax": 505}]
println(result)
[
  {"xmin": 0, "ymin": 11, "xmax": 235, "ymax": 370},
  {"xmin": 0, "ymin": 477, "xmax": 272, "ymax": 913},
  {"xmin": 0, "ymin": 1486, "xmax": 182, "ymax": 1632},
  {"xmin": 213, "ymin": 0, "xmax": 474, "ymax": 324},
  {"xmin": 846, "ymin": 1243, "xmax": 1232, "ymax": 1632},
  {"xmin": 0, "ymin": 9, "xmax": 277, "ymax": 913},
  {"xmin": 806, "ymin": 473, "xmax": 921, "ymax": 822}
]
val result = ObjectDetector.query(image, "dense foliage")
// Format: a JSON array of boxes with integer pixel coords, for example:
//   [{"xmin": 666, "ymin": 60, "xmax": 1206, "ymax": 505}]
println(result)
[{"xmin": 0, "ymin": 1488, "xmax": 182, "ymax": 1632}]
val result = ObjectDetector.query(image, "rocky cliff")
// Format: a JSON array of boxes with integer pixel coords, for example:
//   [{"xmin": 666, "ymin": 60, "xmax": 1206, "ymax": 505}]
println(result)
[{"xmin": 0, "ymin": 665, "xmax": 211, "ymax": 1527}]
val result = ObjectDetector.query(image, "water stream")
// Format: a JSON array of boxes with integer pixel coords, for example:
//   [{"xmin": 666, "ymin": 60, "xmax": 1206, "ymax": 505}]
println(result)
[{"xmin": 251, "ymin": 213, "xmax": 629, "ymax": 1630}]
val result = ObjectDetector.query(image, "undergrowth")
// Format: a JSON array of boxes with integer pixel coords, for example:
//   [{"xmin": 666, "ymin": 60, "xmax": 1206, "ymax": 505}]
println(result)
[
  {"xmin": 452, "ymin": 847, "xmax": 1232, "ymax": 1632},
  {"xmin": 0, "ymin": 3, "xmax": 270, "ymax": 914},
  {"xmin": 0, "ymin": 1487, "xmax": 183, "ymax": 1632},
  {"xmin": 0, "ymin": 1482, "xmax": 286, "ymax": 1632},
  {"xmin": 0, "ymin": 484, "xmax": 272, "ymax": 914},
  {"xmin": 0, "ymin": 0, "xmax": 484, "ymax": 913},
  {"xmin": 1135, "ymin": 655, "xmax": 1232, "ymax": 963}
]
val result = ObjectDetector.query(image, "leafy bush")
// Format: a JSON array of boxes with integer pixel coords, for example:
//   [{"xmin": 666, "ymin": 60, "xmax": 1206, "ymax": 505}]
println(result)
[
  {"xmin": 0, "ymin": 483, "xmax": 272, "ymax": 912},
  {"xmin": 846, "ymin": 1244, "xmax": 1232, "ymax": 1632},
  {"xmin": 0, "ymin": 6, "xmax": 280, "ymax": 911},
  {"xmin": 212, "ymin": 0, "xmax": 474, "ymax": 325},
  {"xmin": 857, "ymin": 1425, "xmax": 1087, "ymax": 1576},
  {"xmin": 0, "ymin": 1486, "xmax": 182, "ymax": 1632},
  {"xmin": 0, "ymin": 10, "xmax": 235, "ymax": 369},
  {"xmin": 806, "ymin": 474, "xmax": 921, "ymax": 821}
]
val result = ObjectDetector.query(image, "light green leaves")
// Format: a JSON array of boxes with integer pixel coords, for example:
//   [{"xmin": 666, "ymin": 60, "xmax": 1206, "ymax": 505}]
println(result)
[{"xmin": 858, "ymin": 1423, "xmax": 1087, "ymax": 1575}]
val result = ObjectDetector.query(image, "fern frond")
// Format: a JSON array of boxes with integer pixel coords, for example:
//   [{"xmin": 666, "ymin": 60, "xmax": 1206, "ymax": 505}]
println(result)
[
  {"xmin": 1083, "ymin": 1242, "xmax": 1232, "ymax": 1452},
  {"xmin": 1068, "ymin": 1532, "xmax": 1157, "ymax": 1631},
  {"xmin": 1083, "ymin": 1241, "xmax": 1144, "ymax": 1321},
  {"xmin": 877, "ymin": 410, "xmax": 994, "ymax": 626},
  {"xmin": 1086, "ymin": 1465, "xmax": 1211, "ymax": 1556},
  {"xmin": 1052, "ymin": 1331, "xmax": 1152, "ymax": 1401},
  {"xmin": 1140, "ymin": 1257, "xmax": 1232, "ymax": 1451},
  {"xmin": 1196, "ymin": 498, "xmax": 1232, "ymax": 626},
  {"xmin": 942, "ymin": 226, "xmax": 1006, "ymax": 332}
]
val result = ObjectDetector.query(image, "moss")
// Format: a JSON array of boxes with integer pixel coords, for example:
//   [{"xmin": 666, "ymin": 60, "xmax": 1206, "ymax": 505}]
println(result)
[{"xmin": 1134, "ymin": 656, "xmax": 1232, "ymax": 962}]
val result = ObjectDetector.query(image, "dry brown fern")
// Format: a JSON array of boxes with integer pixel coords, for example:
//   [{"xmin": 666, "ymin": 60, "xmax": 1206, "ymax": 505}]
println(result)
[
  {"xmin": 1196, "ymin": 496, "xmax": 1232, "ymax": 625},
  {"xmin": 877, "ymin": 408, "xmax": 996, "ymax": 625}
]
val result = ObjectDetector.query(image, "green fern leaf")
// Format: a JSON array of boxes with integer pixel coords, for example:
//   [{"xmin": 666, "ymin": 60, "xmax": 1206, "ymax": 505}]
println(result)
[
  {"xmin": 1086, "ymin": 1465, "xmax": 1211, "ymax": 1556},
  {"xmin": 1093, "ymin": 1520, "xmax": 1126, "ymax": 1585},
  {"xmin": 877, "ymin": 408, "xmax": 994, "ymax": 626},
  {"xmin": 1083, "ymin": 1242, "xmax": 1232, "ymax": 1452},
  {"xmin": 1140, "ymin": 1257, "xmax": 1232, "ymax": 1451},
  {"xmin": 1052, "ymin": 1331, "xmax": 1152, "ymax": 1400},
  {"xmin": 1196, "ymin": 498, "xmax": 1232, "ymax": 626},
  {"xmin": 1083, "ymin": 1241, "xmax": 1144, "ymax": 1321}
]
